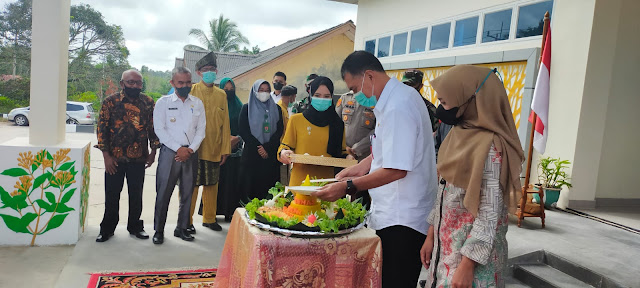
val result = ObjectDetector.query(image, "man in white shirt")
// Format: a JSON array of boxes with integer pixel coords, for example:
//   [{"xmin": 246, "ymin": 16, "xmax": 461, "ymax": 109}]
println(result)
[
  {"xmin": 314, "ymin": 51, "xmax": 437, "ymax": 288},
  {"xmin": 152, "ymin": 67, "xmax": 206, "ymax": 244},
  {"xmin": 270, "ymin": 71, "xmax": 286, "ymax": 103}
]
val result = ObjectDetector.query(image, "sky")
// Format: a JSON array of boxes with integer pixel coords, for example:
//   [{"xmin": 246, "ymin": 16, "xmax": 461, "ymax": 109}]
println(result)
[{"xmin": 1, "ymin": 0, "xmax": 358, "ymax": 71}]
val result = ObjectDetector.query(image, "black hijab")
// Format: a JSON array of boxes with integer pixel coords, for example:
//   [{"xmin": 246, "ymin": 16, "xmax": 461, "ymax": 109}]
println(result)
[{"xmin": 302, "ymin": 76, "xmax": 344, "ymax": 158}]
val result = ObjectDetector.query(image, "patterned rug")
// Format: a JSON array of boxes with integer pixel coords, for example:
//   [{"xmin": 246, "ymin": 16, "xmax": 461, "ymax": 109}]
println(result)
[{"xmin": 87, "ymin": 268, "xmax": 216, "ymax": 288}]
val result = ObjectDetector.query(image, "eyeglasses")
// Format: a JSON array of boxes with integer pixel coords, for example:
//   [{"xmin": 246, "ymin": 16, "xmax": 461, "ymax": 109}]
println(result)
[{"xmin": 123, "ymin": 80, "xmax": 143, "ymax": 86}]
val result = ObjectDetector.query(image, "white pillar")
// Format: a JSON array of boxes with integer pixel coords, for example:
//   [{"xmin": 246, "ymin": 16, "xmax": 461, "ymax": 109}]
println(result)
[{"xmin": 28, "ymin": 0, "xmax": 71, "ymax": 145}]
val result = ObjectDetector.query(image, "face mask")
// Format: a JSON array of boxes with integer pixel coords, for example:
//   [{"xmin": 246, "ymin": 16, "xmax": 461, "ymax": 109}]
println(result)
[
  {"xmin": 311, "ymin": 97, "xmax": 332, "ymax": 112},
  {"xmin": 123, "ymin": 86, "xmax": 141, "ymax": 98},
  {"xmin": 202, "ymin": 71, "xmax": 217, "ymax": 84},
  {"xmin": 256, "ymin": 91, "xmax": 271, "ymax": 102},
  {"xmin": 273, "ymin": 82, "xmax": 284, "ymax": 91},
  {"xmin": 287, "ymin": 102, "xmax": 294, "ymax": 108},
  {"xmin": 176, "ymin": 86, "xmax": 191, "ymax": 98},
  {"xmin": 225, "ymin": 90, "xmax": 235, "ymax": 98},
  {"xmin": 354, "ymin": 76, "xmax": 377, "ymax": 107}
]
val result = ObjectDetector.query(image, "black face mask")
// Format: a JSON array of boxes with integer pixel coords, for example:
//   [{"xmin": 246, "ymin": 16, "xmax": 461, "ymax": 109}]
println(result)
[
  {"xmin": 273, "ymin": 82, "xmax": 284, "ymax": 91},
  {"xmin": 225, "ymin": 90, "xmax": 236, "ymax": 98},
  {"xmin": 123, "ymin": 86, "xmax": 141, "ymax": 98},
  {"xmin": 176, "ymin": 86, "xmax": 191, "ymax": 98},
  {"xmin": 435, "ymin": 95, "xmax": 475, "ymax": 126}
]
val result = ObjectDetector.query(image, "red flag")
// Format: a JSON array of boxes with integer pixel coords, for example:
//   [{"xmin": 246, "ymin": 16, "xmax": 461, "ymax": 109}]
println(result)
[{"xmin": 529, "ymin": 27, "xmax": 551, "ymax": 154}]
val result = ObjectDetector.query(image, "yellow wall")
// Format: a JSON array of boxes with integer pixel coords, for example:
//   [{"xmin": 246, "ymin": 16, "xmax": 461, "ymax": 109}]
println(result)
[
  {"xmin": 232, "ymin": 33, "xmax": 355, "ymax": 103},
  {"xmin": 387, "ymin": 61, "xmax": 527, "ymax": 129}
]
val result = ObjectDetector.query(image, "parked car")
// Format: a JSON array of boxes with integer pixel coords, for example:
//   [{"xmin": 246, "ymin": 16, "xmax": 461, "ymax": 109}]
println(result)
[{"xmin": 8, "ymin": 101, "xmax": 96, "ymax": 126}]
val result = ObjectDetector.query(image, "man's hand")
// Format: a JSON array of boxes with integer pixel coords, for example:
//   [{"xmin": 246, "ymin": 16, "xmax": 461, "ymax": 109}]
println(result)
[
  {"xmin": 336, "ymin": 156, "xmax": 371, "ymax": 180},
  {"xmin": 231, "ymin": 136, "xmax": 240, "ymax": 149},
  {"xmin": 103, "ymin": 152, "xmax": 118, "ymax": 175},
  {"xmin": 175, "ymin": 147, "xmax": 192, "ymax": 162},
  {"xmin": 220, "ymin": 154, "xmax": 229, "ymax": 166},
  {"xmin": 257, "ymin": 146, "xmax": 268, "ymax": 159},
  {"xmin": 420, "ymin": 227, "xmax": 435, "ymax": 269},
  {"xmin": 451, "ymin": 257, "xmax": 476, "ymax": 288},
  {"xmin": 280, "ymin": 149, "xmax": 293, "ymax": 164},
  {"xmin": 145, "ymin": 150, "xmax": 157, "ymax": 169},
  {"xmin": 313, "ymin": 181, "xmax": 347, "ymax": 202},
  {"xmin": 346, "ymin": 154, "xmax": 355, "ymax": 160}
]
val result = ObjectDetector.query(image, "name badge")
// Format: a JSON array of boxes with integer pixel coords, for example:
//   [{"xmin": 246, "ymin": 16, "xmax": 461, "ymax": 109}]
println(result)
[{"xmin": 168, "ymin": 107, "xmax": 178, "ymax": 110}]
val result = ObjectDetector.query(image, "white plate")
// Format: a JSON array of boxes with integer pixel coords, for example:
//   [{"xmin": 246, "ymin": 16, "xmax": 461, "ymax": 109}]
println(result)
[{"xmin": 285, "ymin": 186, "xmax": 320, "ymax": 196}]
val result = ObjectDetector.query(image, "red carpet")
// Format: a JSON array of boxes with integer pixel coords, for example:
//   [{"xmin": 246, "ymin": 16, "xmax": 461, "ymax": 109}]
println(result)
[{"xmin": 87, "ymin": 268, "xmax": 216, "ymax": 288}]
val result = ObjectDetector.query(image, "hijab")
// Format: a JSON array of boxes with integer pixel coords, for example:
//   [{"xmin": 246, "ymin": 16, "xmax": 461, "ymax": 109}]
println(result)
[
  {"xmin": 248, "ymin": 79, "xmax": 280, "ymax": 144},
  {"xmin": 302, "ymin": 76, "xmax": 344, "ymax": 158},
  {"xmin": 431, "ymin": 65, "xmax": 524, "ymax": 216},
  {"xmin": 220, "ymin": 77, "xmax": 242, "ymax": 136}
]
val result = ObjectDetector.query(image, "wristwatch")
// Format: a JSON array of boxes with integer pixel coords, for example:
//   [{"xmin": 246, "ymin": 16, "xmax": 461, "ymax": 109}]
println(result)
[{"xmin": 346, "ymin": 179, "xmax": 358, "ymax": 195}]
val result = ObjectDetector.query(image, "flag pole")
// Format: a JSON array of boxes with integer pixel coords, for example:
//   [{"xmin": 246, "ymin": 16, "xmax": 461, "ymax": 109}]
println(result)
[{"xmin": 518, "ymin": 11, "xmax": 550, "ymax": 227}]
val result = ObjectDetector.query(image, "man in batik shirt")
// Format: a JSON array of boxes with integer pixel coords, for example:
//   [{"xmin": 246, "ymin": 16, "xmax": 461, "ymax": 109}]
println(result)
[{"xmin": 94, "ymin": 69, "xmax": 160, "ymax": 242}]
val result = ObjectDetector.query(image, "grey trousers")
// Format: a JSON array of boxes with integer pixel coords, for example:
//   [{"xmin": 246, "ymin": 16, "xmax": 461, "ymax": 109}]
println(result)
[{"xmin": 154, "ymin": 145, "xmax": 197, "ymax": 232}]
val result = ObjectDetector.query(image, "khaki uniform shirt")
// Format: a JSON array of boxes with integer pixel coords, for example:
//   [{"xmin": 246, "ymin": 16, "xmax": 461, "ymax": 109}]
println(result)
[
  {"xmin": 335, "ymin": 92, "xmax": 376, "ymax": 161},
  {"xmin": 190, "ymin": 82, "xmax": 231, "ymax": 162}
]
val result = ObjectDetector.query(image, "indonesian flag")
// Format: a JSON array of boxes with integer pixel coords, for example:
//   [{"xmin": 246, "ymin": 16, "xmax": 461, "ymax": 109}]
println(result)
[{"xmin": 529, "ymin": 27, "xmax": 551, "ymax": 154}]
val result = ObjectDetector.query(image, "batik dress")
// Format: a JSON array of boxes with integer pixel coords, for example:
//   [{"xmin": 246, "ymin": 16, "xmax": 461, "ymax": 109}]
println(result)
[{"xmin": 427, "ymin": 145, "xmax": 509, "ymax": 288}]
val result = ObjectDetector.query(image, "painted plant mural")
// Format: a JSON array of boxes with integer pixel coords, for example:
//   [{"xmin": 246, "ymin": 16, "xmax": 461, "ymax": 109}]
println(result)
[{"xmin": 0, "ymin": 149, "xmax": 77, "ymax": 246}]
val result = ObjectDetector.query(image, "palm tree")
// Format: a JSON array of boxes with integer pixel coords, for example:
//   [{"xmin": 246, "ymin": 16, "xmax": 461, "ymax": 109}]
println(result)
[{"xmin": 189, "ymin": 14, "xmax": 249, "ymax": 53}]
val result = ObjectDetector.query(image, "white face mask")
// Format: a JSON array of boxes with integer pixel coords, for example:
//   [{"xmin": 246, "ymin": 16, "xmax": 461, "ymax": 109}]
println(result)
[{"xmin": 256, "ymin": 91, "xmax": 271, "ymax": 102}]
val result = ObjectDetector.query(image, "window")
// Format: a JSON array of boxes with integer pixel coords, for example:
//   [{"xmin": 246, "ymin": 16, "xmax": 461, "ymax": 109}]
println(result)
[
  {"xmin": 377, "ymin": 36, "xmax": 391, "ymax": 57},
  {"xmin": 454, "ymin": 16, "xmax": 479, "ymax": 47},
  {"xmin": 87, "ymin": 104, "xmax": 94, "ymax": 112},
  {"xmin": 516, "ymin": 0, "xmax": 553, "ymax": 38},
  {"xmin": 483, "ymin": 9, "xmax": 512, "ymax": 42},
  {"xmin": 409, "ymin": 28, "xmax": 428, "ymax": 53},
  {"xmin": 365, "ymin": 40, "xmax": 376, "ymax": 55},
  {"xmin": 66, "ymin": 104, "xmax": 83, "ymax": 111},
  {"xmin": 392, "ymin": 32, "xmax": 408, "ymax": 56},
  {"xmin": 430, "ymin": 23, "xmax": 451, "ymax": 50}
]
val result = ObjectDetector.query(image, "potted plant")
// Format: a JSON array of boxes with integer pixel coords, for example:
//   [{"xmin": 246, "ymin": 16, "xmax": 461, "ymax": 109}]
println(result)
[{"xmin": 537, "ymin": 157, "xmax": 573, "ymax": 208}]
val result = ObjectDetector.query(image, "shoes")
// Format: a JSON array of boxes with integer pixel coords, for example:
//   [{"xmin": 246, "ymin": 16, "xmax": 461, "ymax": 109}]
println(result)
[
  {"xmin": 203, "ymin": 222, "xmax": 222, "ymax": 231},
  {"xmin": 224, "ymin": 215, "xmax": 232, "ymax": 223},
  {"xmin": 153, "ymin": 231, "xmax": 164, "ymax": 244},
  {"xmin": 130, "ymin": 230, "xmax": 149, "ymax": 239},
  {"xmin": 96, "ymin": 233, "xmax": 114, "ymax": 243},
  {"xmin": 186, "ymin": 224, "xmax": 196, "ymax": 234},
  {"xmin": 174, "ymin": 228, "xmax": 195, "ymax": 241}
]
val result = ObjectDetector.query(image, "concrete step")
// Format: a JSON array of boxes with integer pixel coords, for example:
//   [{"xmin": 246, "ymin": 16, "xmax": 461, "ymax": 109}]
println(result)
[
  {"xmin": 509, "ymin": 250, "xmax": 624, "ymax": 288},
  {"xmin": 514, "ymin": 263, "xmax": 593, "ymax": 288},
  {"xmin": 505, "ymin": 275, "xmax": 532, "ymax": 288}
]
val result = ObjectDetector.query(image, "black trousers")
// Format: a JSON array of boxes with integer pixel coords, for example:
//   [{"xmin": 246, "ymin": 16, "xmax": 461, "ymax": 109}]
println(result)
[
  {"xmin": 100, "ymin": 162, "xmax": 145, "ymax": 235},
  {"xmin": 376, "ymin": 225, "xmax": 426, "ymax": 288}
]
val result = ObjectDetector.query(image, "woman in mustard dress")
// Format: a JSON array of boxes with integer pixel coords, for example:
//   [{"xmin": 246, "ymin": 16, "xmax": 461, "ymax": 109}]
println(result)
[{"xmin": 278, "ymin": 76, "xmax": 347, "ymax": 186}]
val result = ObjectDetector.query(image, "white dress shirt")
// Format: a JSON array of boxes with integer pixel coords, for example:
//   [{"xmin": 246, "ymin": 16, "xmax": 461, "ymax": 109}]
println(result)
[
  {"xmin": 368, "ymin": 78, "xmax": 438, "ymax": 235},
  {"xmin": 154, "ymin": 93, "xmax": 206, "ymax": 152},
  {"xmin": 271, "ymin": 91, "xmax": 282, "ymax": 104}
]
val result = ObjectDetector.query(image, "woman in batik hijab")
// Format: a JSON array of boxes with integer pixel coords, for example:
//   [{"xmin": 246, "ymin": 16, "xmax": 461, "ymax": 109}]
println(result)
[
  {"xmin": 421, "ymin": 65, "xmax": 524, "ymax": 288},
  {"xmin": 238, "ymin": 79, "xmax": 283, "ymax": 200}
]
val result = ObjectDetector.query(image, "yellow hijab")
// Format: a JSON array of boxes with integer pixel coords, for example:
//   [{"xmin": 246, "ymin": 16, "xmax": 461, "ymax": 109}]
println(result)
[{"xmin": 431, "ymin": 65, "xmax": 524, "ymax": 216}]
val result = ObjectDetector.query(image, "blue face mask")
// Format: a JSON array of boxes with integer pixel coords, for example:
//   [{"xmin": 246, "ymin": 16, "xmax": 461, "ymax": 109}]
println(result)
[
  {"xmin": 311, "ymin": 97, "xmax": 332, "ymax": 112},
  {"xmin": 354, "ymin": 76, "xmax": 377, "ymax": 107},
  {"xmin": 202, "ymin": 71, "xmax": 217, "ymax": 84}
]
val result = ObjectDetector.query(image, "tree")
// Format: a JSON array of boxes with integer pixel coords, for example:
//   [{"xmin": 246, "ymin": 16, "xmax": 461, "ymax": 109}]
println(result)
[
  {"xmin": 189, "ymin": 14, "xmax": 249, "ymax": 52},
  {"xmin": 240, "ymin": 45, "xmax": 261, "ymax": 55},
  {"xmin": 0, "ymin": 0, "xmax": 32, "ymax": 76}
]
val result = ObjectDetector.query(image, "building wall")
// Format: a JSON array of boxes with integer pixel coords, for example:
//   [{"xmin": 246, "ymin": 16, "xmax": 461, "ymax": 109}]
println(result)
[
  {"xmin": 232, "ymin": 33, "xmax": 355, "ymax": 103},
  {"xmin": 387, "ymin": 60, "xmax": 527, "ymax": 129},
  {"xmin": 595, "ymin": 0, "xmax": 640, "ymax": 200},
  {"xmin": 354, "ymin": 0, "xmax": 544, "ymax": 64}
]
